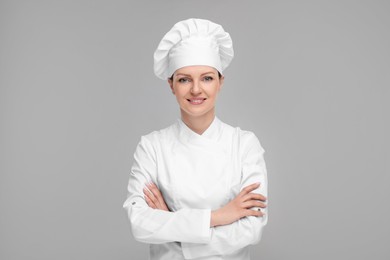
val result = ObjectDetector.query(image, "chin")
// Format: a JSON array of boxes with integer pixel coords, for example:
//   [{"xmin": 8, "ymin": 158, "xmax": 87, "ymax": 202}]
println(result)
[{"xmin": 181, "ymin": 107, "xmax": 214, "ymax": 118}]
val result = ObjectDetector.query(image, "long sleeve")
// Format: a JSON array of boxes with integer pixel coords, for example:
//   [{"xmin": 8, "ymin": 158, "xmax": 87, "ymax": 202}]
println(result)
[
  {"xmin": 123, "ymin": 136, "xmax": 212, "ymax": 244},
  {"xmin": 181, "ymin": 132, "xmax": 268, "ymax": 259}
]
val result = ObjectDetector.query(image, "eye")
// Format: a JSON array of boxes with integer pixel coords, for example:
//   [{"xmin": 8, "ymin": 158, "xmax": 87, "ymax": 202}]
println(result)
[
  {"xmin": 203, "ymin": 76, "xmax": 214, "ymax": 82},
  {"xmin": 178, "ymin": 77, "xmax": 191, "ymax": 83}
]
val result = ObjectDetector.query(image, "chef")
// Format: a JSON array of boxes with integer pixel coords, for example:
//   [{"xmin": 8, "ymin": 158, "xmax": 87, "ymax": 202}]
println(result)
[{"xmin": 123, "ymin": 18, "xmax": 268, "ymax": 260}]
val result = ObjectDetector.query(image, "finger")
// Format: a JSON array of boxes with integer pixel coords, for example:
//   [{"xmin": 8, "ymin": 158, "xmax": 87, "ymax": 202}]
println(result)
[
  {"xmin": 143, "ymin": 187, "xmax": 160, "ymax": 208},
  {"xmin": 148, "ymin": 182, "xmax": 166, "ymax": 207},
  {"xmin": 152, "ymin": 185, "xmax": 169, "ymax": 211},
  {"xmin": 244, "ymin": 209, "xmax": 265, "ymax": 218},
  {"xmin": 144, "ymin": 193, "xmax": 156, "ymax": 209},
  {"xmin": 144, "ymin": 187, "xmax": 158, "ymax": 206},
  {"xmin": 242, "ymin": 192, "xmax": 267, "ymax": 202},
  {"xmin": 143, "ymin": 187, "xmax": 154, "ymax": 204},
  {"xmin": 146, "ymin": 182, "xmax": 161, "ymax": 198},
  {"xmin": 143, "ymin": 190, "xmax": 156, "ymax": 208},
  {"xmin": 147, "ymin": 182, "xmax": 165, "ymax": 209},
  {"xmin": 242, "ymin": 200, "xmax": 267, "ymax": 209},
  {"xmin": 149, "ymin": 184, "xmax": 169, "ymax": 211},
  {"xmin": 239, "ymin": 182, "xmax": 260, "ymax": 197}
]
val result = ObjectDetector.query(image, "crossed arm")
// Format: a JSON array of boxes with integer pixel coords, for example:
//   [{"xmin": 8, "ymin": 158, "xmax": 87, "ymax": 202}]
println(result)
[
  {"xmin": 124, "ymin": 133, "xmax": 268, "ymax": 258},
  {"xmin": 143, "ymin": 181, "xmax": 267, "ymax": 227}
]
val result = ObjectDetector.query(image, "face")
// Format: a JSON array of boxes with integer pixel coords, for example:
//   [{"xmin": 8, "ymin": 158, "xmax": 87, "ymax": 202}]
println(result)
[{"xmin": 168, "ymin": 65, "xmax": 224, "ymax": 121}]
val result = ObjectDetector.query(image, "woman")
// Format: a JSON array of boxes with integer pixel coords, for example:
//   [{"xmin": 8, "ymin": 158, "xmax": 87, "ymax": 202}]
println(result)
[{"xmin": 123, "ymin": 18, "xmax": 268, "ymax": 260}]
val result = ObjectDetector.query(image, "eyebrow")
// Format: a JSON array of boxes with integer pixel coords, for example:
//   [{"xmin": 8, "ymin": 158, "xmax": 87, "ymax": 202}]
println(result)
[{"xmin": 175, "ymin": 71, "xmax": 216, "ymax": 77}]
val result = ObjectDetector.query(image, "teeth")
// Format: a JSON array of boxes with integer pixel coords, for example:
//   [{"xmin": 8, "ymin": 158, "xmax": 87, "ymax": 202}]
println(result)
[{"xmin": 189, "ymin": 99, "xmax": 204, "ymax": 104}]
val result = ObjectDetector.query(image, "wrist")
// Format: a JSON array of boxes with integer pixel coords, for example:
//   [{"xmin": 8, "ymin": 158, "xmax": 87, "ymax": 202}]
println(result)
[{"xmin": 210, "ymin": 210, "xmax": 220, "ymax": 227}]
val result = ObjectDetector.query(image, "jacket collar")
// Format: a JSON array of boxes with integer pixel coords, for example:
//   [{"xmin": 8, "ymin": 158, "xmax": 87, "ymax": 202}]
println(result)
[{"xmin": 176, "ymin": 116, "xmax": 223, "ymax": 146}]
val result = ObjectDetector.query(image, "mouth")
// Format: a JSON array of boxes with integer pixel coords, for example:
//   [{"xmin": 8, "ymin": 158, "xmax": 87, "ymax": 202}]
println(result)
[{"xmin": 187, "ymin": 98, "xmax": 207, "ymax": 105}]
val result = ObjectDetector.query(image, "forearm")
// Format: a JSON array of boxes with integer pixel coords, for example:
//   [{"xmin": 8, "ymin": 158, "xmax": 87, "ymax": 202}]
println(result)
[
  {"xmin": 183, "ymin": 212, "xmax": 268, "ymax": 259},
  {"xmin": 124, "ymin": 196, "xmax": 212, "ymax": 244}
]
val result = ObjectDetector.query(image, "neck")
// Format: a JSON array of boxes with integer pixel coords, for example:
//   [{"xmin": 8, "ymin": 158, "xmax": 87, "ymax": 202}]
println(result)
[{"xmin": 180, "ymin": 109, "xmax": 216, "ymax": 135}]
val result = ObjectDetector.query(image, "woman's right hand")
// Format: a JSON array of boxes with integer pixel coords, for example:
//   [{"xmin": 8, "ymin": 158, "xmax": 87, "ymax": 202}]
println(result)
[
  {"xmin": 143, "ymin": 182, "xmax": 170, "ymax": 212},
  {"xmin": 210, "ymin": 182, "xmax": 267, "ymax": 227}
]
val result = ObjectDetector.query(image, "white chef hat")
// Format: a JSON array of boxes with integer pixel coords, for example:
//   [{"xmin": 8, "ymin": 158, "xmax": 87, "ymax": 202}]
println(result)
[{"xmin": 153, "ymin": 18, "xmax": 234, "ymax": 80}]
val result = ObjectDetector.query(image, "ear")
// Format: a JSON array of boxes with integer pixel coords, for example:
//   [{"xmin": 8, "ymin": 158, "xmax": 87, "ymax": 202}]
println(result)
[
  {"xmin": 168, "ymin": 78, "xmax": 175, "ymax": 94},
  {"xmin": 218, "ymin": 75, "xmax": 225, "ymax": 92}
]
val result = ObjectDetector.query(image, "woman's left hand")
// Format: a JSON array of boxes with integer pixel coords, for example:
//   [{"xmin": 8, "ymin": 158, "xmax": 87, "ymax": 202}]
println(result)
[{"xmin": 143, "ymin": 182, "xmax": 170, "ymax": 211}]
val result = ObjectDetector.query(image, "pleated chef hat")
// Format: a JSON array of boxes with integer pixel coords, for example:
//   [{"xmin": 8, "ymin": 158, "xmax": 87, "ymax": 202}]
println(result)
[{"xmin": 153, "ymin": 18, "xmax": 234, "ymax": 80}]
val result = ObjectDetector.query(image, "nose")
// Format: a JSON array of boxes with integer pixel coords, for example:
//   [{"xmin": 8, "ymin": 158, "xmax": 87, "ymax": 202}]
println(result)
[{"xmin": 190, "ymin": 80, "xmax": 202, "ymax": 95}]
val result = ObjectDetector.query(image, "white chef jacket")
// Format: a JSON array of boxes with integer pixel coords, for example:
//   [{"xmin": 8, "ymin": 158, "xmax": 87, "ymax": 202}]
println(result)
[{"xmin": 123, "ymin": 116, "xmax": 268, "ymax": 260}]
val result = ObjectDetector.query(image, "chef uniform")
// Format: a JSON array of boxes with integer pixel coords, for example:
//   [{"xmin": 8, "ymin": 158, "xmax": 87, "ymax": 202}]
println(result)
[{"xmin": 123, "ymin": 18, "xmax": 268, "ymax": 260}]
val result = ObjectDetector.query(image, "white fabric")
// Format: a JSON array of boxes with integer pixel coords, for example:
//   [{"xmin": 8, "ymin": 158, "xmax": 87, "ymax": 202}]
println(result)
[
  {"xmin": 123, "ymin": 116, "xmax": 268, "ymax": 259},
  {"xmin": 153, "ymin": 18, "xmax": 234, "ymax": 80}
]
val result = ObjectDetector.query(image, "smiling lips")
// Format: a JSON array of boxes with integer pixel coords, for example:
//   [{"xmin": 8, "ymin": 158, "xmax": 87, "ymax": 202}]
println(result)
[{"xmin": 187, "ymin": 98, "xmax": 207, "ymax": 105}]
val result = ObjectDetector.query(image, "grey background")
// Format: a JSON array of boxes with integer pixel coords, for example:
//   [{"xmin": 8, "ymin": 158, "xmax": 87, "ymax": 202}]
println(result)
[{"xmin": 1, "ymin": 0, "xmax": 388, "ymax": 259}]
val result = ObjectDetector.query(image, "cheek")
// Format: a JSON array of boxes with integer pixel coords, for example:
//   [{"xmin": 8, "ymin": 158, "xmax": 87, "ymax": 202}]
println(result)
[
  {"xmin": 174, "ymin": 94, "xmax": 182, "ymax": 103},
  {"xmin": 208, "ymin": 85, "xmax": 221, "ymax": 98},
  {"xmin": 173, "ymin": 91, "xmax": 187, "ymax": 105},
  {"xmin": 175, "ymin": 89, "xmax": 185, "ymax": 98}
]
